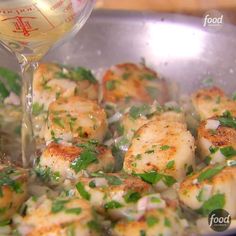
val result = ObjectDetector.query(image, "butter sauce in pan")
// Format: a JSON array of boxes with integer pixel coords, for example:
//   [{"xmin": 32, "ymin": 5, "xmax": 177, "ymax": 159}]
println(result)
[{"xmin": 0, "ymin": 62, "xmax": 236, "ymax": 235}]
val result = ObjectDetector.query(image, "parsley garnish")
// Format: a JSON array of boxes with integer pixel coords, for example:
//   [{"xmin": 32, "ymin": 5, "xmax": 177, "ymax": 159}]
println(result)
[
  {"xmin": 218, "ymin": 111, "xmax": 236, "ymax": 128},
  {"xmin": 137, "ymin": 171, "xmax": 177, "ymax": 187},
  {"xmin": 197, "ymin": 193, "xmax": 225, "ymax": 216},
  {"xmin": 32, "ymin": 102, "xmax": 44, "ymax": 116},
  {"xmin": 71, "ymin": 67, "xmax": 97, "ymax": 84},
  {"xmin": 0, "ymin": 219, "xmax": 11, "ymax": 226},
  {"xmin": 53, "ymin": 117, "xmax": 65, "ymax": 128},
  {"xmin": 164, "ymin": 217, "xmax": 171, "ymax": 227},
  {"xmin": 51, "ymin": 199, "xmax": 69, "ymax": 213},
  {"xmin": 197, "ymin": 165, "xmax": 224, "ymax": 182},
  {"xmin": 0, "ymin": 167, "xmax": 23, "ymax": 197},
  {"xmin": 146, "ymin": 215, "xmax": 159, "ymax": 227},
  {"xmin": 76, "ymin": 182, "xmax": 91, "ymax": 200},
  {"xmin": 70, "ymin": 150, "xmax": 98, "ymax": 173},
  {"xmin": 91, "ymin": 172, "xmax": 123, "ymax": 186},
  {"xmin": 106, "ymin": 80, "xmax": 116, "ymax": 90},
  {"xmin": 34, "ymin": 165, "xmax": 60, "ymax": 183},
  {"xmin": 0, "ymin": 67, "xmax": 21, "ymax": 96},
  {"xmin": 140, "ymin": 73, "xmax": 156, "ymax": 81},
  {"xmin": 220, "ymin": 146, "xmax": 236, "ymax": 158},
  {"xmin": 146, "ymin": 86, "xmax": 158, "ymax": 99},
  {"xmin": 104, "ymin": 200, "xmax": 123, "ymax": 210},
  {"xmin": 166, "ymin": 160, "xmax": 175, "ymax": 169},
  {"xmin": 124, "ymin": 191, "xmax": 141, "ymax": 203},
  {"xmin": 160, "ymin": 145, "xmax": 170, "ymax": 150},
  {"xmin": 65, "ymin": 207, "xmax": 82, "ymax": 215},
  {"xmin": 129, "ymin": 104, "xmax": 151, "ymax": 119},
  {"xmin": 87, "ymin": 220, "xmax": 101, "ymax": 232}
]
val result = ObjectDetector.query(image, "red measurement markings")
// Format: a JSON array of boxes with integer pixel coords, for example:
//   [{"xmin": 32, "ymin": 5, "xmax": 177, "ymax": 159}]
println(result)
[
  {"xmin": 51, "ymin": 0, "xmax": 64, "ymax": 10},
  {"xmin": 0, "ymin": 5, "xmax": 36, "ymax": 15},
  {"xmin": 64, "ymin": 2, "xmax": 73, "ymax": 12},
  {"xmin": 2, "ymin": 16, "xmax": 38, "ymax": 37}
]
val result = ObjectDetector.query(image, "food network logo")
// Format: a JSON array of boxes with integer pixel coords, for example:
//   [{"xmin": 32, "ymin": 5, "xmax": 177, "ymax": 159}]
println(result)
[{"xmin": 202, "ymin": 10, "xmax": 224, "ymax": 32}]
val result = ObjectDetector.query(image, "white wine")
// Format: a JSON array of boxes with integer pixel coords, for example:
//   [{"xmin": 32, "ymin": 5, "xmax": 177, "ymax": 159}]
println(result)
[
  {"xmin": 0, "ymin": 0, "xmax": 91, "ymax": 61},
  {"xmin": 0, "ymin": 0, "xmax": 94, "ymax": 166}
]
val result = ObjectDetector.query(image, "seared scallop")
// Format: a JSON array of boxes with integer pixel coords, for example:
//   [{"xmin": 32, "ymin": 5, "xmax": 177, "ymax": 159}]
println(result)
[
  {"xmin": 197, "ymin": 114, "xmax": 236, "ymax": 164},
  {"xmin": 178, "ymin": 163, "xmax": 236, "ymax": 218},
  {"xmin": 123, "ymin": 120, "xmax": 195, "ymax": 189},
  {"xmin": 192, "ymin": 86, "xmax": 236, "ymax": 120},
  {"xmin": 33, "ymin": 63, "xmax": 98, "ymax": 110},
  {"xmin": 14, "ymin": 195, "xmax": 101, "ymax": 236},
  {"xmin": 102, "ymin": 63, "xmax": 168, "ymax": 107},
  {"xmin": 0, "ymin": 164, "xmax": 28, "ymax": 221},
  {"xmin": 120, "ymin": 103, "xmax": 185, "ymax": 142},
  {"xmin": 35, "ymin": 141, "xmax": 114, "ymax": 184},
  {"xmin": 72, "ymin": 172, "xmax": 152, "ymax": 212},
  {"xmin": 44, "ymin": 96, "xmax": 108, "ymax": 143},
  {"xmin": 112, "ymin": 207, "xmax": 186, "ymax": 236}
]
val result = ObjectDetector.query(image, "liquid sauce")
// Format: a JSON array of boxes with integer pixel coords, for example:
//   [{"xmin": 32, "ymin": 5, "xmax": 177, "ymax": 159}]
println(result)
[
  {"xmin": 0, "ymin": 3, "xmax": 236, "ymax": 236},
  {"xmin": 0, "ymin": 0, "xmax": 92, "ymax": 167}
]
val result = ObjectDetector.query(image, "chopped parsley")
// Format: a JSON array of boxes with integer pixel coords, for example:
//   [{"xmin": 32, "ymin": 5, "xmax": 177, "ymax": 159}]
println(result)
[
  {"xmin": 122, "ymin": 73, "xmax": 131, "ymax": 80},
  {"xmin": 140, "ymin": 230, "xmax": 146, "ymax": 236},
  {"xmin": 70, "ymin": 150, "xmax": 98, "ymax": 173},
  {"xmin": 76, "ymin": 182, "xmax": 91, "ymax": 200},
  {"xmin": 204, "ymin": 156, "xmax": 212, "ymax": 165},
  {"xmin": 160, "ymin": 145, "xmax": 170, "ymax": 151},
  {"xmin": 91, "ymin": 172, "xmax": 123, "ymax": 186},
  {"xmin": 209, "ymin": 146, "xmax": 219, "ymax": 154},
  {"xmin": 220, "ymin": 146, "xmax": 236, "ymax": 158},
  {"xmin": 104, "ymin": 200, "xmax": 123, "ymax": 210},
  {"xmin": 145, "ymin": 149, "xmax": 154, "ymax": 154},
  {"xmin": 129, "ymin": 104, "xmax": 151, "ymax": 119},
  {"xmin": 146, "ymin": 215, "xmax": 159, "ymax": 227},
  {"xmin": 34, "ymin": 164, "xmax": 60, "ymax": 183},
  {"xmin": 124, "ymin": 191, "xmax": 141, "ymax": 203},
  {"xmin": 218, "ymin": 111, "xmax": 236, "ymax": 128},
  {"xmin": 65, "ymin": 207, "xmax": 82, "ymax": 215},
  {"xmin": 106, "ymin": 80, "xmax": 116, "ymax": 90},
  {"xmin": 202, "ymin": 77, "xmax": 213, "ymax": 87},
  {"xmin": 0, "ymin": 219, "xmax": 11, "ymax": 226},
  {"xmin": 197, "ymin": 193, "xmax": 225, "ymax": 216},
  {"xmin": 166, "ymin": 160, "xmax": 175, "ymax": 169},
  {"xmin": 0, "ymin": 167, "xmax": 23, "ymax": 197},
  {"xmin": 51, "ymin": 199, "xmax": 69, "ymax": 213},
  {"xmin": 32, "ymin": 102, "xmax": 44, "ymax": 116},
  {"xmin": 186, "ymin": 165, "xmax": 194, "ymax": 176},
  {"xmin": 197, "ymin": 165, "xmax": 224, "ymax": 182},
  {"xmin": 140, "ymin": 73, "xmax": 156, "ymax": 81},
  {"xmin": 53, "ymin": 117, "xmax": 65, "ymax": 128},
  {"xmin": 164, "ymin": 217, "xmax": 171, "ymax": 227},
  {"xmin": 0, "ymin": 81, "xmax": 9, "ymax": 99},
  {"xmin": 146, "ymin": 86, "xmax": 159, "ymax": 99},
  {"xmin": 89, "ymin": 180, "xmax": 96, "ymax": 188},
  {"xmin": 71, "ymin": 67, "xmax": 97, "ymax": 84},
  {"xmin": 50, "ymin": 130, "xmax": 62, "ymax": 143},
  {"xmin": 0, "ymin": 67, "xmax": 21, "ymax": 96},
  {"xmin": 137, "ymin": 171, "xmax": 177, "ymax": 187},
  {"xmin": 87, "ymin": 220, "xmax": 101, "ymax": 232},
  {"xmin": 196, "ymin": 189, "xmax": 204, "ymax": 202}
]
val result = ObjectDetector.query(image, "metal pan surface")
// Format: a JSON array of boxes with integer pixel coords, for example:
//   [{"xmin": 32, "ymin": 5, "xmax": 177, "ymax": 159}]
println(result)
[{"xmin": 0, "ymin": 9, "xmax": 236, "ymax": 236}]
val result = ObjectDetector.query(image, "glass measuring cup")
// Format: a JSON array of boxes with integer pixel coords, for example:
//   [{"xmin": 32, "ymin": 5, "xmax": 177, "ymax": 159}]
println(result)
[{"xmin": 0, "ymin": 0, "xmax": 95, "ymax": 167}]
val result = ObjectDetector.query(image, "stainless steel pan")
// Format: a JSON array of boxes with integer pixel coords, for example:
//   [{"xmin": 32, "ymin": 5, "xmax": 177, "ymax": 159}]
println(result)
[{"xmin": 0, "ymin": 9, "xmax": 236, "ymax": 236}]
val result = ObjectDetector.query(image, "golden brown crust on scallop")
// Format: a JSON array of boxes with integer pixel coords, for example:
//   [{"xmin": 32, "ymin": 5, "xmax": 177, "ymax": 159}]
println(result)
[{"xmin": 102, "ymin": 63, "xmax": 168, "ymax": 105}]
